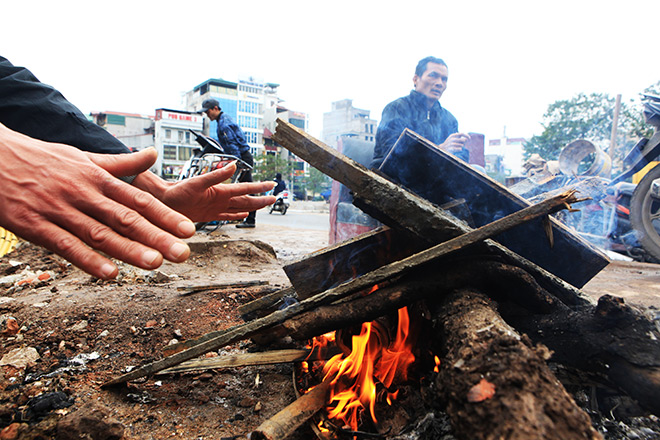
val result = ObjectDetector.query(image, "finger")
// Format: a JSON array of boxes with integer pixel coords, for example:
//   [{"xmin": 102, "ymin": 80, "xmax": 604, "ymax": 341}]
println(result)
[
  {"xmin": 88, "ymin": 148, "xmax": 158, "ymax": 178},
  {"xmin": 222, "ymin": 182, "xmax": 276, "ymax": 198},
  {"xmin": 216, "ymin": 213, "xmax": 250, "ymax": 221},
  {"xmin": 79, "ymin": 185, "xmax": 193, "ymax": 262},
  {"xmin": 186, "ymin": 162, "xmax": 238, "ymax": 190},
  {"xmin": 98, "ymin": 177, "xmax": 196, "ymax": 240},
  {"xmin": 20, "ymin": 220, "xmax": 121, "ymax": 280},
  {"xmin": 218, "ymin": 195, "xmax": 277, "ymax": 214}
]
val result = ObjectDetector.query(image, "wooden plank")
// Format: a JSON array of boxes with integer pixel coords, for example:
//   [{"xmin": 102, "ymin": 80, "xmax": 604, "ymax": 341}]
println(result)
[
  {"xmin": 377, "ymin": 129, "xmax": 609, "ymax": 287},
  {"xmin": 272, "ymin": 119, "xmax": 607, "ymax": 294},
  {"xmin": 283, "ymin": 227, "xmax": 427, "ymax": 300},
  {"xmin": 157, "ymin": 349, "xmax": 312, "ymax": 375}
]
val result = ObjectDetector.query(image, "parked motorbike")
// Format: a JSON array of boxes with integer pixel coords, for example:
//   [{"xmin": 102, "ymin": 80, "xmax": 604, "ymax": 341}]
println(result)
[
  {"xmin": 269, "ymin": 190, "xmax": 290, "ymax": 215},
  {"xmin": 179, "ymin": 129, "xmax": 252, "ymax": 231}
]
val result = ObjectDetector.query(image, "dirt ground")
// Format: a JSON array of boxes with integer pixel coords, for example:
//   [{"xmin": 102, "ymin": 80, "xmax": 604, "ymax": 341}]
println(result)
[{"xmin": 0, "ymin": 220, "xmax": 658, "ymax": 439}]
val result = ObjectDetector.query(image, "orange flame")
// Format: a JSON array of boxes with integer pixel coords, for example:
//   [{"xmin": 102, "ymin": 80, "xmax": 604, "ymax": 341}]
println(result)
[{"xmin": 312, "ymin": 307, "xmax": 416, "ymax": 431}]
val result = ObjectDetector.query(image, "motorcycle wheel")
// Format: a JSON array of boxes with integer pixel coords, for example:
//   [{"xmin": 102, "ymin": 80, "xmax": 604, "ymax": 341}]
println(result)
[
  {"xmin": 281, "ymin": 205, "xmax": 288, "ymax": 215},
  {"xmin": 269, "ymin": 205, "xmax": 275, "ymax": 214},
  {"xmin": 629, "ymin": 163, "xmax": 660, "ymax": 262}
]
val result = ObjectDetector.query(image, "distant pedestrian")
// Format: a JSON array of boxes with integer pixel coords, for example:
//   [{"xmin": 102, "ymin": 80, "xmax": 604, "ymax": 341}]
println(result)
[
  {"xmin": 273, "ymin": 173, "xmax": 286, "ymax": 196},
  {"xmin": 199, "ymin": 99, "xmax": 257, "ymax": 228}
]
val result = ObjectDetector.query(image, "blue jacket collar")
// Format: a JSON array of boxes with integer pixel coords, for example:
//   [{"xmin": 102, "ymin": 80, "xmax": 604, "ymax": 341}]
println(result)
[{"xmin": 409, "ymin": 90, "xmax": 443, "ymax": 113}]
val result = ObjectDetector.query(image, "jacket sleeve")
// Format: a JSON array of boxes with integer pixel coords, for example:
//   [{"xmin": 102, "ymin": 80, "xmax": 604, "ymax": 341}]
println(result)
[
  {"xmin": 371, "ymin": 101, "xmax": 408, "ymax": 169},
  {"xmin": 0, "ymin": 56, "xmax": 130, "ymax": 154}
]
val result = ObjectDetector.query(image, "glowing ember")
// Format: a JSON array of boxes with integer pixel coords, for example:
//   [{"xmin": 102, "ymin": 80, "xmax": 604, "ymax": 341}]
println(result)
[{"xmin": 310, "ymin": 307, "xmax": 417, "ymax": 431}]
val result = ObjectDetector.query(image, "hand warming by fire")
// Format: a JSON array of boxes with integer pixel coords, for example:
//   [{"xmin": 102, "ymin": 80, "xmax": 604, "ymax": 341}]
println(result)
[{"xmin": 304, "ymin": 304, "xmax": 418, "ymax": 432}]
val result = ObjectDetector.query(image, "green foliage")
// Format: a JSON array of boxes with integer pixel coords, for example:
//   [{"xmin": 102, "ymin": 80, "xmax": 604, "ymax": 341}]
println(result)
[
  {"xmin": 252, "ymin": 153, "xmax": 294, "ymax": 184},
  {"xmin": 524, "ymin": 82, "xmax": 660, "ymax": 163},
  {"xmin": 302, "ymin": 167, "xmax": 330, "ymax": 198}
]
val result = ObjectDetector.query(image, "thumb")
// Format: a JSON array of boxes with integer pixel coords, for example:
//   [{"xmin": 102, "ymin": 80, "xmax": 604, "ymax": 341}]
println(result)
[{"xmin": 87, "ymin": 148, "xmax": 158, "ymax": 178}]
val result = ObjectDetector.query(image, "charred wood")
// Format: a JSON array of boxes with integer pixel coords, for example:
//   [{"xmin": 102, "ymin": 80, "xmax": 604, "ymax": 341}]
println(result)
[
  {"xmin": 249, "ymin": 379, "xmax": 331, "ymax": 440},
  {"xmin": 430, "ymin": 288, "xmax": 602, "ymax": 440},
  {"xmin": 256, "ymin": 260, "xmax": 559, "ymax": 345},
  {"xmin": 503, "ymin": 294, "xmax": 660, "ymax": 416}
]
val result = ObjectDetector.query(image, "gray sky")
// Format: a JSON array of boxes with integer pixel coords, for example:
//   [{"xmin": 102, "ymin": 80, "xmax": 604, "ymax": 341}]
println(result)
[{"xmin": 2, "ymin": 0, "xmax": 659, "ymax": 141}]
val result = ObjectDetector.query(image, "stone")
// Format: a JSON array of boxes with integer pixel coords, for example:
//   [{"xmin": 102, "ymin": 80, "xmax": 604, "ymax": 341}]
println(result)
[
  {"xmin": 0, "ymin": 347, "xmax": 40, "ymax": 369},
  {"xmin": 56, "ymin": 401, "xmax": 124, "ymax": 440}
]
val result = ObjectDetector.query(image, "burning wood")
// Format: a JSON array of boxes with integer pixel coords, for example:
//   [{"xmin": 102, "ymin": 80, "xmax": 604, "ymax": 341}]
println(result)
[
  {"xmin": 103, "ymin": 191, "xmax": 578, "ymax": 387},
  {"xmin": 249, "ymin": 379, "xmax": 331, "ymax": 440}
]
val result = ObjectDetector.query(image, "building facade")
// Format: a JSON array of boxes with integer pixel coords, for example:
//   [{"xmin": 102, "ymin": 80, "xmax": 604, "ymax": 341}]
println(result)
[
  {"xmin": 90, "ymin": 111, "xmax": 154, "ymax": 152},
  {"xmin": 321, "ymin": 99, "xmax": 378, "ymax": 149},
  {"xmin": 153, "ymin": 108, "xmax": 204, "ymax": 179},
  {"xmin": 184, "ymin": 76, "xmax": 290, "ymax": 159},
  {"xmin": 484, "ymin": 136, "xmax": 526, "ymax": 179}
]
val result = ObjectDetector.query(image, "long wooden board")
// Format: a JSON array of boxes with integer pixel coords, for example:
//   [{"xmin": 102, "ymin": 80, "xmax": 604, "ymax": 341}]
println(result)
[{"xmin": 378, "ymin": 129, "xmax": 609, "ymax": 287}]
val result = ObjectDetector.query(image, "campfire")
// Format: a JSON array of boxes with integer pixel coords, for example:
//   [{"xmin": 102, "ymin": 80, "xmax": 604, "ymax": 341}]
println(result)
[
  {"xmin": 102, "ymin": 120, "xmax": 660, "ymax": 440},
  {"xmin": 303, "ymin": 304, "xmax": 419, "ymax": 435}
]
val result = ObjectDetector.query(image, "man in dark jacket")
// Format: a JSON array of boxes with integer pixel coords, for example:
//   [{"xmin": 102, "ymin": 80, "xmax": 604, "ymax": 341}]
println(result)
[
  {"xmin": 0, "ymin": 56, "xmax": 274, "ymax": 279},
  {"xmin": 200, "ymin": 99, "xmax": 257, "ymax": 228},
  {"xmin": 371, "ymin": 56, "xmax": 470, "ymax": 169}
]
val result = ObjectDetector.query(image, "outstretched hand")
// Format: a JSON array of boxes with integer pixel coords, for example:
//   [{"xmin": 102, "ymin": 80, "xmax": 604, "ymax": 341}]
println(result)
[
  {"xmin": 135, "ymin": 162, "xmax": 276, "ymax": 222},
  {"xmin": 0, "ymin": 123, "xmax": 196, "ymax": 279}
]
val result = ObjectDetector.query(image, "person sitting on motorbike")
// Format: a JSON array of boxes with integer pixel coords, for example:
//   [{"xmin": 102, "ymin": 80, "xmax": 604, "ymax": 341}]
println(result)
[{"xmin": 273, "ymin": 173, "xmax": 286, "ymax": 196}]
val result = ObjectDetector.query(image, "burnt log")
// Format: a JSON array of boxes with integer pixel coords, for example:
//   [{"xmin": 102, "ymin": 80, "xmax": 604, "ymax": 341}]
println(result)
[
  {"xmin": 430, "ymin": 288, "xmax": 602, "ymax": 440},
  {"xmin": 504, "ymin": 294, "xmax": 660, "ymax": 416},
  {"xmin": 249, "ymin": 379, "xmax": 331, "ymax": 440}
]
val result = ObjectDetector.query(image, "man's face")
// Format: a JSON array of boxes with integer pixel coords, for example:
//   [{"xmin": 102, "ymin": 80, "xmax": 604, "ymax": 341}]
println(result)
[
  {"xmin": 413, "ymin": 62, "xmax": 448, "ymax": 104},
  {"xmin": 205, "ymin": 107, "xmax": 221, "ymax": 121}
]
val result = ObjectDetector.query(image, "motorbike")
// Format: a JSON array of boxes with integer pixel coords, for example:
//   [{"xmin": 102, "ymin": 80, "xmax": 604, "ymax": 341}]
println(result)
[
  {"xmin": 179, "ymin": 129, "xmax": 252, "ymax": 231},
  {"xmin": 269, "ymin": 190, "xmax": 290, "ymax": 215}
]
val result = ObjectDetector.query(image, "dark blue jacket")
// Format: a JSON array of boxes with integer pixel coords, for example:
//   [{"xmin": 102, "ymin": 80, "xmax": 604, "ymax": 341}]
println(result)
[
  {"xmin": 371, "ymin": 90, "xmax": 467, "ymax": 168},
  {"xmin": 215, "ymin": 112, "xmax": 251, "ymax": 159},
  {"xmin": 0, "ymin": 56, "xmax": 130, "ymax": 154}
]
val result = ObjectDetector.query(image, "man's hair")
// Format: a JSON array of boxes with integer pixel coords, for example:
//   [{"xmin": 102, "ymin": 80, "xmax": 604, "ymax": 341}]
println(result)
[{"xmin": 415, "ymin": 56, "xmax": 447, "ymax": 76}]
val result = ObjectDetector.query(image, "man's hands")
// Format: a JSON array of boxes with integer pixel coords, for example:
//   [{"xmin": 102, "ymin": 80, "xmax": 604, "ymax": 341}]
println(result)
[
  {"xmin": 0, "ymin": 123, "xmax": 195, "ymax": 279},
  {"xmin": 133, "ymin": 162, "xmax": 276, "ymax": 223},
  {"xmin": 439, "ymin": 132, "xmax": 470, "ymax": 154}
]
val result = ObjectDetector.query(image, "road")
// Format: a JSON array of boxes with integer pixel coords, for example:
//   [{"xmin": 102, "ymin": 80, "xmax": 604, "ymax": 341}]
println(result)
[{"xmin": 255, "ymin": 206, "xmax": 330, "ymax": 231}]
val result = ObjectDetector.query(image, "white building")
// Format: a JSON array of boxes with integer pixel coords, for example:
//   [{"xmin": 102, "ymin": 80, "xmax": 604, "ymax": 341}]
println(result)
[
  {"xmin": 321, "ymin": 99, "xmax": 377, "ymax": 149},
  {"xmin": 153, "ymin": 108, "xmax": 204, "ymax": 179},
  {"xmin": 484, "ymin": 136, "xmax": 526, "ymax": 178}
]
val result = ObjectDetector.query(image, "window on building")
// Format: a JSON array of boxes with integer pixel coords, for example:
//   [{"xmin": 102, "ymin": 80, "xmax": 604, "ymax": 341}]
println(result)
[
  {"xmin": 185, "ymin": 131, "xmax": 190, "ymax": 144},
  {"xmin": 163, "ymin": 145, "xmax": 176, "ymax": 160},
  {"xmin": 165, "ymin": 129, "xmax": 171, "ymax": 139},
  {"xmin": 178, "ymin": 146, "xmax": 195, "ymax": 161},
  {"xmin": 178, "ymin": 131, "xmax": 184, "ymax": 142}
]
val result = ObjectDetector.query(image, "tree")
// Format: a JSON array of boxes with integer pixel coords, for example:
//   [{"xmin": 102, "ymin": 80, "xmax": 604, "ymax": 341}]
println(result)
[
  {"xmin": 253, "ymin": 153, "xmax": 294, "ymax": 187},
  {"xmin": 523, "ymin": 82, "xmax": 660, "ymax": 167},
  {"xmin": 523, "ymin": 93, "xmax": 638, "ymax": 162},
  {"xmin": 303, "ymin": 167, "xmax": 330, "ymax": 199}
]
